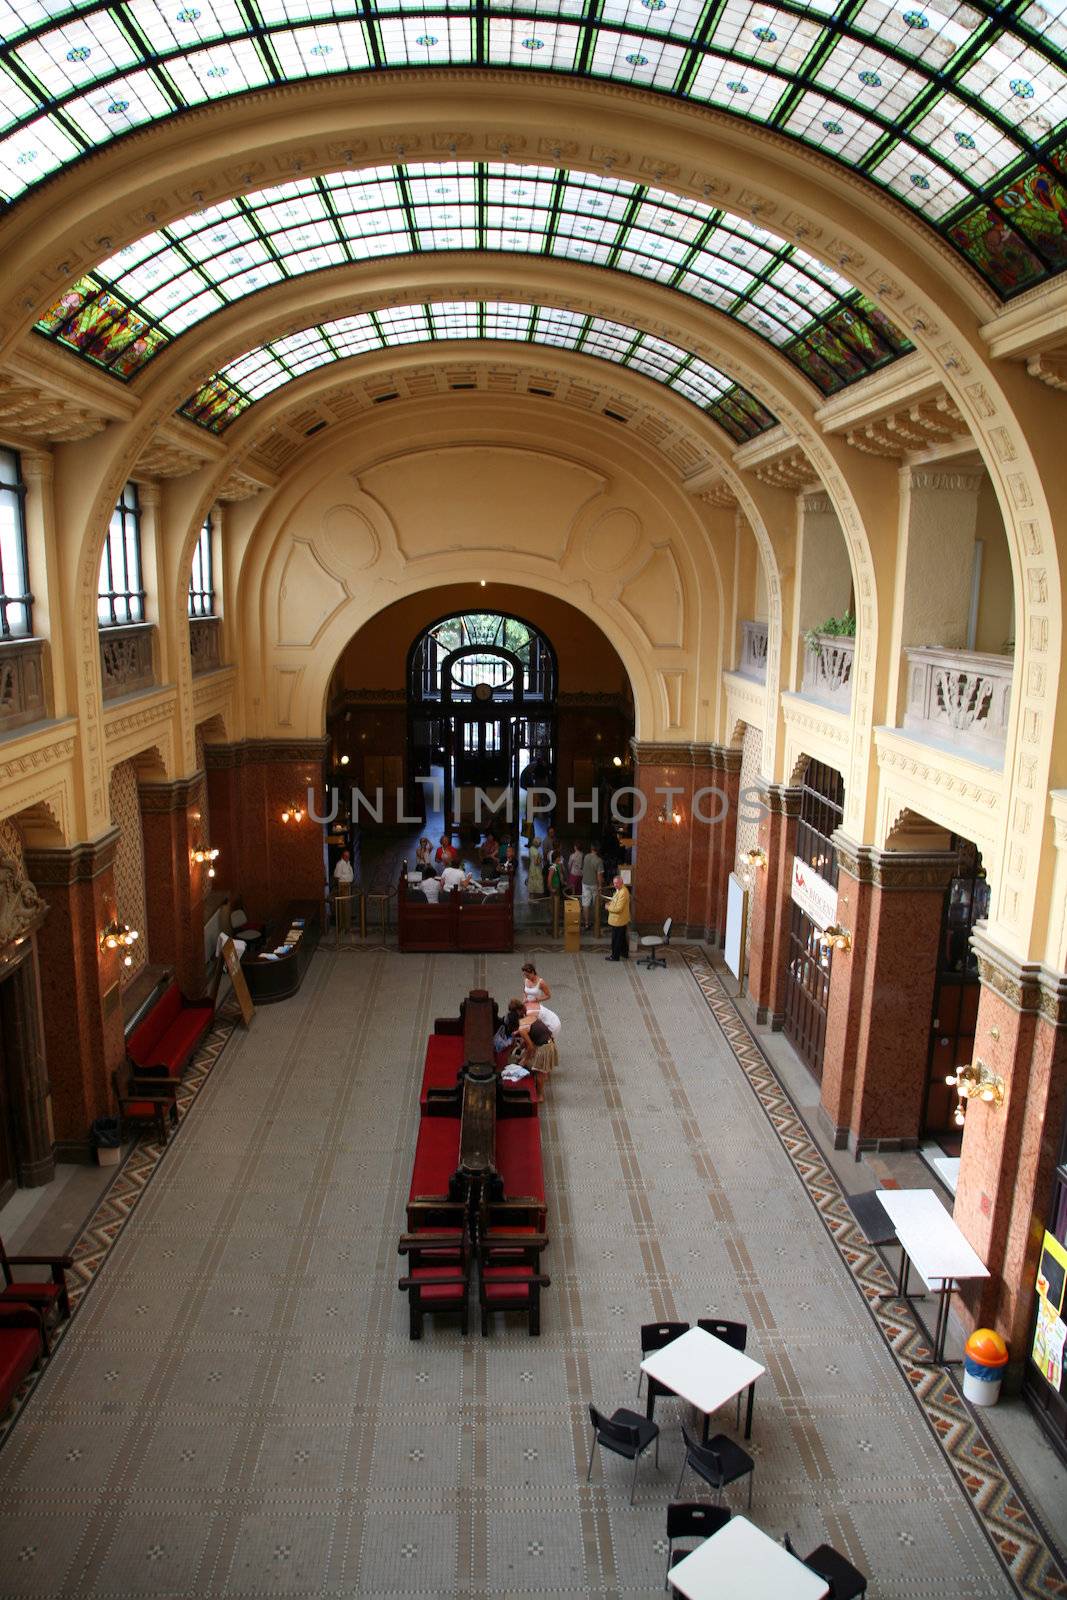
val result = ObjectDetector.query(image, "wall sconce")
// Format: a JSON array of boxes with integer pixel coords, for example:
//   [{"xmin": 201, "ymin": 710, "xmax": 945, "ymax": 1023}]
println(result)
[
  {"xmin": 339, "ymin": 754, "xmax": 350, "ymax": 766},
  {"xmin": 656, "ymin": 804, "xmax": 683, "ymax": 825},
  {"xmin": 945, "ymin": 1059, "xmax": 1005, "ymax": 1127},
  {"xmin": 191, "ymin": 845, "xmax": 220, "ymax": 878},
  {"xmin": 819, "ymin": 923, "xmax": 853, "ymax": 953},
  {"xmin": 612, "ymin": 755, "xmax": 623, "ymax": 768},
  {"xmin": 281, "ymin": 803, "xmax": 304, "ymax": 823},
  {"xmin": 101, "ymin": 919, "xmax": 140, "ymax": 967},
  {"xmin": 742, "ymin": 846, "xmax": 767, "ymax": 872}
]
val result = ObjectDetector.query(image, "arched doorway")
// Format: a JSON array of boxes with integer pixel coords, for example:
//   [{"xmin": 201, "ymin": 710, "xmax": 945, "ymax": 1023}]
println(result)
[{"xmin": 407, "ymin": 610, "xmax": 557, "ymax": 822}]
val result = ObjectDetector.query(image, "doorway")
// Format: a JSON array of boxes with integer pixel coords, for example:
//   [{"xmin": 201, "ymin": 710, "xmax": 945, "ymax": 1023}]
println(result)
[
  {"xmin": 782, "ymin": 759, "xmax": 845, "ymax": 1082},
  {"xmin": 922, "ymin": 843, "xmax": 989, "ymax": 1152}
]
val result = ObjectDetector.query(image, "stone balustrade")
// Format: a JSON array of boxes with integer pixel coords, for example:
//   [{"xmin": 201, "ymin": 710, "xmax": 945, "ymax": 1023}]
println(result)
[
  {"xmin": 99, "ymin": 622, "xmax": 156, "ymax": 701},
  {"xmin": 739, "ymin": 619, "xmax": 768, "ymax": 681},
  {"xmin": 189, "ymin": 615, "xmax": 222, "ymax": 676},
  {"xmin": 801, "ymin": 631, "xmax": 854, "ymax": 710},
  {"xmin": 0, "ymin": 637, "xmax": 47, "ymax": 731},
  {"xmin": 902, "ymin": 645, "xmax": 1013, "ymax": 760}
]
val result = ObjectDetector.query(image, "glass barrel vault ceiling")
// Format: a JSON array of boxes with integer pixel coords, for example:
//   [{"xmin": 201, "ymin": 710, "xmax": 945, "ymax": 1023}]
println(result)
[
  {"xmin": 176, "ymin": 299, "xmax": 780, "ymax": 440},
  {"xmin": 1, "ymin": 1, "xmax": 1066, "ymax": 297},
  {"xmin": 36, "ymin": 160, "xmax": 913, "ymax": 394}
]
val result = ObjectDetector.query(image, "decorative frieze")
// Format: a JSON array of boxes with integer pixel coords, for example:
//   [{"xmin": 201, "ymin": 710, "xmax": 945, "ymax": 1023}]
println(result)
[
  {"xmin": 189, "ymin": 616, "xmax": 222, "ymax": 676},
  {"xmin": 0, "ymin": 638, "xmax": 47, "ymax": 731},
  {"xmin": 755, "ymin": 779, "xmax": 803, "ymax": 817},
  {"xmin": 739, "ymin": 619, "xmax": 768, "ymax": 682},
  {"xmin": 99, "ymin": 624, "xmax": 156, "ymax": 701},
  {"xmin": 204, "ymin": 738, "xmax": 329, "ymax": 769},
  {"xmin": 832, "ymin": 834, "xmax": 959, "ymax": 891},
  {"xmin": 23, "ymin": 828, "xmax": 120, "ymax": 886}
]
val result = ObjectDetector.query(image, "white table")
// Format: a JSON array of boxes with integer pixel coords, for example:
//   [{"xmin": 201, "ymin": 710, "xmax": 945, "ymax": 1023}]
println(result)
[
  {"xmin": 877, "ymin": 1188, "xmax": 989, "ymax": 1364},
  {"xmin": 668, "ymin": 1515, "xmax": 828, "ymax": 1599},
  {"xmin": 640, "ymin": 1326, "xmax": 765, "ymax": 1440}
]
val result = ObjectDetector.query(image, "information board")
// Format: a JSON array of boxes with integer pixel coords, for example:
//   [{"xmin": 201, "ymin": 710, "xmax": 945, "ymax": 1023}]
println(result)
[
  {"xmin": 220, "ymin": 935, "xmax": 255, "ymax": 1028},
  {"xmin": 724, "ymin": 872, "xmax": 748, "ymax": 993}
]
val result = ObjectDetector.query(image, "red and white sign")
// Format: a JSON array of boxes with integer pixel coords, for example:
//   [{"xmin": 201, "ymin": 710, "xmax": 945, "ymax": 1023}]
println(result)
[{"xmin": 790, "ymin": 856, "xmax": 837, "ymax": 931}]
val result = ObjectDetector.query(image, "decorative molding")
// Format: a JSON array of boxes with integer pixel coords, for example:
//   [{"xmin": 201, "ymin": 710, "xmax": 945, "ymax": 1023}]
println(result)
[
  {"xmin": 1025, "ymin": 350, "xmax": 1067, "ymax": 394},
  {"xmin": 907, "ymin": 468, "xmax": 984, "ymax": 493},
  {"xmin": 99, "ymin": 623, "xmax": 157, "ymax": 702},
  {"xmin": 801, "ymin": 492, "xmax": 834, "ymax": 515},
  {"xmin": 832, "ymin": 835, "xmax": 959, "ymax": 891},
  {"xmin": 0, "ymin": 369, "xmax": 111, "ymax": 444},
  {"xmin": 969, "ymin": 927, "xmax": 1067, "ymax": 1025},
  {"xmin": 203, "ymin": 737, "xmax": 329, "ymax": 769},
  {"xmin": 0, "ymin": 856, "xmax": 44, "ymax": 951},
  {"xmin": 630, "ymin": 739, "xmax": 699, "ymax": 767},
  {"xmin": 755, "ymin": 778, "xmax": 803, "ymax": 817},
  {"xmin": 102, "ymin": 689, "xmax": 177, "ymax": 742},
  {"xmin": 0, "ymin": 726, "xmax": 76, "ymax": 791},
  {"xmin": 137, "ymin": 774, "xmax": 202, "ymax": 814},
  {"xmin": 874, "ymin": 729, "xmax": 1003, "ymax": 813},
  {"xmin": 0, "ymin": 638, "xmax": 48, "ymax": 732},
  {"xmin": 23, "ymin": 828, "xmax": 120, "ymax": 886}
]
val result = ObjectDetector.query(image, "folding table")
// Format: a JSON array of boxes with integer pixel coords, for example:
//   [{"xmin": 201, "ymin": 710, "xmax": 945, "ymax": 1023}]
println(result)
[
  {"xmin": 667, "ymin": 1515, "xmax": 828, "ymax": 1599},
  {"xmin": 640, "ymin": 1325, "xmax": 765, "ymax": 1441},
  {"xmin": 876, "ymin": 1188, "xmax": 989, "ymax": 1364}
]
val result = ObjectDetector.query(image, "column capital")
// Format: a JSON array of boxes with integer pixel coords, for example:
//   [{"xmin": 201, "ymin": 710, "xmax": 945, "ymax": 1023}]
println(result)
[
  {"xmin": 136, "ymin": 479, "xmax": 161, "ymax": 509},
  {"xmin": 970, "ymin": 927, "xmax": 1067, "ymax": 1024},
  {"xmin": 204, "ymin": 737, "xmax": 328, "ymax": 770},
  {"xmin": 630, "ymin": 738, "xmax": 696, "ymax": 767},
  {"xmin": 904, "ymin": 467, "xmax": 984, "ymax": 494},
  {"xmin": 24, "ymin": 827, "xmax": 120, "ymax": 886},
  {"xmin": 755, "ymin": 777, "xmax": 803, "ymax": 816},
  {"xmin": 832, "ymin": 834, "xmax": 959, "ymax": 891},
  {"xmin": 799, "ymin": 491, "xmax": 834, "ymax": 516},
  {"xmin": 20, "ymin": 449, "xmax": 54, "ymax": 484},
  {"xmin": 137, "ymin": 774, "xmax": 203, "ymax": 814}
]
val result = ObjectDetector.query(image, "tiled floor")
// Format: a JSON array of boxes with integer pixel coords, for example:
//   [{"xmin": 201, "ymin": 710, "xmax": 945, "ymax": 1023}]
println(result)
[{"xmin": 0, "ymin": 946, "xmax": 1057, "ymax": 1596}]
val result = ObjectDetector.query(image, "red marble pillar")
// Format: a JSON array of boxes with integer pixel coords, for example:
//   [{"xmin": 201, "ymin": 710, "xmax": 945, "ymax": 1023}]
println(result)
[
  {"xmin": 205, "ymin": 741, "xmax": 327, "ymax": 925},
  {"xmin": 953, "ymin": 937, "xmax": 1067, "ymax": 1384},
  {"xmin": 745, "ymin": 782, "xmax": 801, "ymax": 1027},
  {"xmin": 821, "ymin": 845, "xmax": 955, "ymax": 1150},
  {"xmin": 705, "ymin": 749, "xmax": 741, "ymax": 946},
  {"xmin": 23, "ymin": 833, "xmax": 126, "ymax": 1158},
  {"xmin": 139, "ymin": 776, "xmax": 206, "ymax": 999},
  {"xmin": 631, "ymin": 742, "xmax": 697, "ymax": 932}
]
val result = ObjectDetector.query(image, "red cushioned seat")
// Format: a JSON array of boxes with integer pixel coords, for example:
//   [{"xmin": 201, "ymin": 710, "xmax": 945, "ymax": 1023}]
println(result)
[
  {"xmin": 409, "ymin": 1265, "xmax": 466, "ymax": 1304},
  {"xmin": 409, "ymin": 1117, "xmax": 460, "ymax": 1199},
  {"xmin": 398, "ymin": 1228, "xmax": 471, "ymax": 1338},
  {"xmin": 127, "ymin": 981, "xmax": 213, "ymax": 1079},
  {"xmin": 0, "ymin": 1316, "xmax": 44, "ymax": 1413},
  {"xmin": 420, "ymin": 1036, "xmax": 466, "ymax": 1113},
  {"xmin": 0, "ymin": 1282, "xmax": 62, "ymax": 1313},
  {"xmin": 496, "ymin": 1116, "xmax": 544, "ymax": 1205}
]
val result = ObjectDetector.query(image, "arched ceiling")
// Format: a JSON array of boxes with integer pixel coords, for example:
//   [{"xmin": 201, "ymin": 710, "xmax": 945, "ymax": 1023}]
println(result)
[
  {"xmin": 0, "ymin": 4, "xmax": 1064, "ymax": 298},
  {"xmin": 34, "ymin": 157, "xmax": 913, "ymax": 393},
  {"xmin": 176, "ymin": 297, "xmax": 779, "ymax": 441}
]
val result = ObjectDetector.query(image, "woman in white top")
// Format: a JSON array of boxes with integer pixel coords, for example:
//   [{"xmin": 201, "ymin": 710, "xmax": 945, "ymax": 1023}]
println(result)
[{"xmin": 521, "ymin": 961, "xmax": 551, "ymax": 1003}]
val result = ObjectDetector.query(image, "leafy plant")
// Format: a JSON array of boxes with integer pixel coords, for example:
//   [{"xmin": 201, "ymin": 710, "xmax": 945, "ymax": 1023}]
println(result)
[{"xmin": 805, "ymin": 611, "xmax": 856, "ymax": 656}]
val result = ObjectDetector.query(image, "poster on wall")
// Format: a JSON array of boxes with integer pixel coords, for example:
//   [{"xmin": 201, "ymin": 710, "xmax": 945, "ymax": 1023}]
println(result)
[
  {"xmin": 1031, "ymin": 1230, "xmax": 1067, "ymax": 1393},
  {"xmin": 724, "ymin": 873, "xmax": 748, "ymax": 993},
  {"xmin": 790, "ymin": 856, "xmax": 838, "ymax": 931}
]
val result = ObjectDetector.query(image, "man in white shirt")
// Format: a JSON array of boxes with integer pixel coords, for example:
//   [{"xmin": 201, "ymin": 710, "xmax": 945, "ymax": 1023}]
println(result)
[
  {"xmin": 440, "ymin": 863, "xmax": 471, "ymax": 893},
  {"xmin": 333, "ymin": 850, "xmax": 355, "ymax": 931},
  {"xmin": 421, "ymin": 874, "xmax": 441, "ymax": 904}
]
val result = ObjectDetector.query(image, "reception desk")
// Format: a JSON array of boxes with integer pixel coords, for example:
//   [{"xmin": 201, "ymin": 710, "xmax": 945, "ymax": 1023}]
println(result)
[
  {"xmin": 398, "ymin": 874, "xmax": 514, "ymax": 953},
  {"xmin": 240, "ymin": 902, "xmax": 321, "ymax": 1003}
]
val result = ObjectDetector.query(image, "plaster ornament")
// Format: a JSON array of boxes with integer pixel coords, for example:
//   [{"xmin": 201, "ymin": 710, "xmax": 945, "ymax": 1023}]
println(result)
[{"xmin": 0, "ymin": 858, "xmax": 43, "ymax": 951}]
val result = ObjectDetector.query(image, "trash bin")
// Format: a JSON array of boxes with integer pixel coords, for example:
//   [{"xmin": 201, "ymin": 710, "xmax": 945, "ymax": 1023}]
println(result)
[
  {"xmin": 91, "ymin": 1115, "xmax": 122, "ymax": 1168},
  {"xmin": 963, "ymin": 1328, "xmax": 1009, "ymax": 1406}
]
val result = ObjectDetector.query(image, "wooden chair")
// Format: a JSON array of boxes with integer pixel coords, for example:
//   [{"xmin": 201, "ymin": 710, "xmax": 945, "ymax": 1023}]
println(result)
[
  {"xmin": 398, "ymin": 1228, "xmax": 471, "ymax": 1339},
  {"xmin": 477, "ymin": 1230, "xmax": 550, "ymax": 1336},
  {"xmin": 0, "ymin": 1235, "xmax": 72, "ymax": 1325},
  {"xmin": 0, "ymin": 1304, "xmax": 49, "ymax": 1417},
  {"xmin": 112, "ymin": 1068, "xmax": 178, "ymax": 1147}
]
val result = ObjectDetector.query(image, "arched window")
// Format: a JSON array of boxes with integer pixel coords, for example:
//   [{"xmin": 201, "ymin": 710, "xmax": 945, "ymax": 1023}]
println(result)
[
  {"xmin": 98, "ymin": 483, "xmax": 144, "ymax": 627},
  {"xmin": 409, "ymin": 612, "xmax": 555, "ymax": 706},
  {"xmin": 189, "ymin": 516, "xmax": 214, "ymax": 618}
]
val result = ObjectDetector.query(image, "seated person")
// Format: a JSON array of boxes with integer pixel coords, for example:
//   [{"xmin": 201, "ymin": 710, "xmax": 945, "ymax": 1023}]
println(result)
[
  {"xmin": 501, "ymin": 844, "xmax": 518, "ymax": 876},
  {"xmin": 480, "ymin": 831, "xmax": 500, "ymax": 865},
  {"xmin": 440, "ymin": 861, "xmax": 472, "ymax": 893},
  {"xmin": 420, "ymin": 873, "xmax": 442, "ymax": 905},
  {"xmin": 494, "ymin": 998, "xmax": 525, "ymax": 1057}
]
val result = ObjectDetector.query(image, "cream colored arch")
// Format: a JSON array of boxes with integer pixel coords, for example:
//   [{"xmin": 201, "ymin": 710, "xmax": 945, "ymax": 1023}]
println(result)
[
  {"xmin": 21, "ymin": 76, "xmax": 1065, "ymax": 959},
  {"xmin": 236, "ymin": 392, "xmax": 725, "ymax": 743}
]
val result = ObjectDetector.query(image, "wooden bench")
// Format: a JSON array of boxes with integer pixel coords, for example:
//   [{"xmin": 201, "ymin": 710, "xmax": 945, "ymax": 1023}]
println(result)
[
  {"xmin": 0, "ymin": 1304, "xmax": 47, "ymax": 1417},
  {"xmin": 127, "ymin": 979, "xmax": 214, "ymax": 1082}
]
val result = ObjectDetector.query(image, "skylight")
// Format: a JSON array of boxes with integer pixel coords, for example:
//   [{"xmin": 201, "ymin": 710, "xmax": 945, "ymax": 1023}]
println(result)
[
  {"xmin": 2, "ymin": 0, "xmax": 1066, "ymax": 296},
  {"xmin": 176, "ymin": 298, "xmax": 780, "ymax": 440},
  {"xmin": 35, "ymin": 159, "xmax": 913, "ymax": 394}
]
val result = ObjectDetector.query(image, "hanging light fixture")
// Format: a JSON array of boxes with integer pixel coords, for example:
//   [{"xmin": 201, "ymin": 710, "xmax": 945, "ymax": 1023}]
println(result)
[
  {"xmin": 101, "ymin": 919, "xmax": 140, "ymax": 967},
  {"xmin": 191, "ymin": 844, "xmax": 220, "ymax": 878}
]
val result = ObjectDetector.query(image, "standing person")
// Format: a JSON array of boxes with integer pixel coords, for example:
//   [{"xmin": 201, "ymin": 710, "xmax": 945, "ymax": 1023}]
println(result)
[
  {"xmin": 333, "ymin": 849, "xmax": 355, "ymax": 933},
  {"xmin": 521, "ymin": 961, "xmax": 551, "ymax": 1003},
  {"xmin": 581, "ymin": 843, "xmax": 604, "ymax": 930},
  {"xmin": 604, "ymin": 874, "xmax": 631, "ymax": 961},
  {"xmin": 547, "ymin": 850, "xmax": 566, "ymax": 907},
  {"xmin": 567, "ymin": 842, "xmax": 584, "ymax": 897},
  {"xmin": 435, "ymin": 833, "xmax": 454, "ymax": 868},
  {"xmin": 527, "ymin": 837, "xmax": 545, "ymax": 897},
  {"xmin": 416, "ymin": 837, "xmax": 433, "ymax": 869}
]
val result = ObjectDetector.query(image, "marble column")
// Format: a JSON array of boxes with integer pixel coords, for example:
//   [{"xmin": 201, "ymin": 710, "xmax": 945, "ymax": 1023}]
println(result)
[
  {"xmin": 23, "ymin": 832, "xmax": 125, "ymax": 1158},
  {"xmin": 139, "ymin": 775, "xmax": 207, "ymax": 998},
  {"xmin": 820, "ymin": 842, "xmax": 958, "ymax": 1151},
  {"xmin": 953, "ymin": 936, "xmax": 1067, "ymax": 1387},
  {"xmin": 0, "ymin": 912, "xmax": 53, "ymax": 1187},
  {"xmin": 206, "ymin": 740, "xmax": 328, "ymax": 925},
  {"xmin": 630, "ymin": 742, "xmax": 740, "ymax": 937},
  {"xmin": 745, "ymin": 781, "xmax": 801, "ymax": 1028}
]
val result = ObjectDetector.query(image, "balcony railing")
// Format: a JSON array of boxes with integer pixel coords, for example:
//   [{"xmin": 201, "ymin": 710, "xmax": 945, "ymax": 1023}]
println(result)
[
  {"xmin": 0, "ymin": 637, "xmax": 47, "ymax": 732},
  {"xmin": 99, "ymin": 623, "xmax": 156, "ymax": 701},
  {"xmin": 801, "ymin": 632, "xmax": 854, "ymax": 710},
  {"xmin": 902, "ymin": 646, "xmax": 1013, "ymax": 760},
  {"xmin": 739, "ymin": 619, "xmax": 768, "ymax": 682},
  {"xmin": 189, "ymin": 615, "xmax": 222, "ymax": 676}
]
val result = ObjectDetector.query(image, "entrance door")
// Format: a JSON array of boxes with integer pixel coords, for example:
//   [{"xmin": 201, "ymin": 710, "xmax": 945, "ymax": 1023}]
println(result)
[
  {"xmin": 0, "ymin": 1021, "xmax": 15, "ymax": 1207},
  {"xmin": 922, "ymin": 853, "xmax": 989, "ymax": 1145},
  {"xmin": 455, "ymin": 717, "xmax": 511, "ymax": 790},
  {"xmin": 783, "ymin": 903, "xmax": 832, "ymax": 1080}
]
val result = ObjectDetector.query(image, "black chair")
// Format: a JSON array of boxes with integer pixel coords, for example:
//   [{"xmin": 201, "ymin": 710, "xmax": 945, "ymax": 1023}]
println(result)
[
  {"xmin": 638, "ymin": 1320, "xmax": 689, "ymax": 1399},
  {"xmin": 663, "ymin": 1503, "xmax": 730, "ymax": 1589},
  {"xmin": 675, "ymin": 1424, "xmax": 754, "ymax": 1511},
  {"xmin": 802, "ymin": 1543, "xmax": 868, "ymax": 1599},
  {"xmin": 696, "ymin": 1317, "xmax": 749, "ymax": 1430},
  {"xmin": 586, "ymin": 1404, "xmax": 660, "ymax": 1505}
]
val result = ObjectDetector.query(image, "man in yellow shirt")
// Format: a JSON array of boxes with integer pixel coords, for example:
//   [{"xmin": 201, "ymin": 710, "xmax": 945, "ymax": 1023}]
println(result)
[{"xmin": 605, "ymin": 875, "xmax": 631, "ymax": 962}]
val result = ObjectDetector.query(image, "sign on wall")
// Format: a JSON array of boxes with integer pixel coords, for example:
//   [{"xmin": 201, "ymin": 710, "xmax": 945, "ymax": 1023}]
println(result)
[
  {"xmin": 724, "ymin": 873, "xmax": 748, "ymax": 994},
  {"xmin": 790, "ymin": 856, "xmax": 838, "ymax": 931}
]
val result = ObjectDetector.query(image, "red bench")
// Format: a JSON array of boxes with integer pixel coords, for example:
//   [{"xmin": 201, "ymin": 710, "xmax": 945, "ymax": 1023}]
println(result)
[
  {"xmin": 127, "ymin": 980, "xmax": 214, "ymax": 1082},
  {"xmin": 420, "ymin": 1036, "xmax": 465, "ymax": 1114},
  {"xmin": 496, "ymin": 1116, "xmax": 546, "ymax": 1231},
  {"xmin": 0, "ymin": 1305, "xmax": 47, "ymax": 1417},
  {"xmin": 407, "ymin": 1116, "xmax": 461, "ymax": 1227}
]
